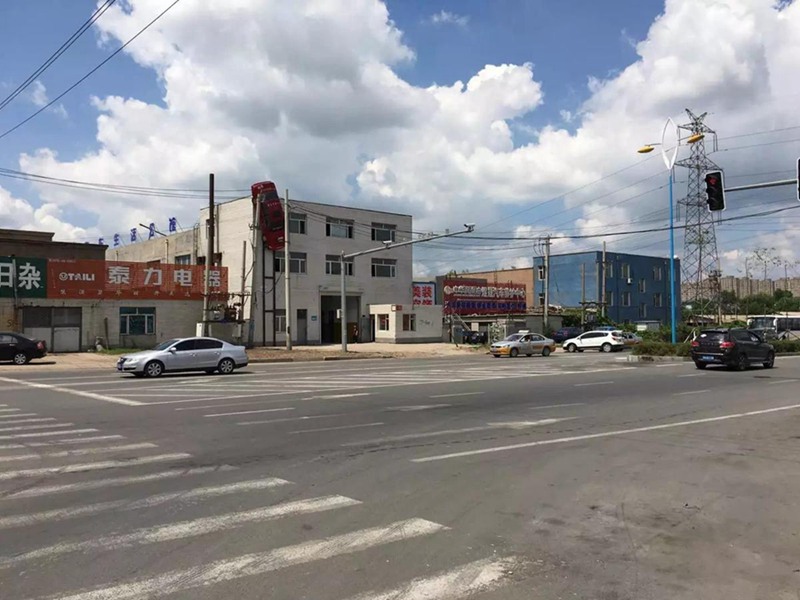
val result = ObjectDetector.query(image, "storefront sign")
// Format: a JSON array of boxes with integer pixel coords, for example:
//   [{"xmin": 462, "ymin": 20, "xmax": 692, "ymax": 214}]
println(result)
[
  {"xmin": 0, "ymin": 257, "xmax": 47, "ymax": 298},
  {"xmin": 442, "ymin": 278, "xmax": 526, "ymax": 315},
  {"xmin": 412, "ymin": 282, "xmax": 436, "ymax": 306}
]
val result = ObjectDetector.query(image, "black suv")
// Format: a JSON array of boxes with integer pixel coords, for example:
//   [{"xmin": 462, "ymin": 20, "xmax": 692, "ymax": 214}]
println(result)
[
  {"xmin": 690, "ymin": 328, "xmax": 775, "ymax": 371},
  {"xmin": 552, "ymin": 326, "xmax": 584, "ymax": 343}
]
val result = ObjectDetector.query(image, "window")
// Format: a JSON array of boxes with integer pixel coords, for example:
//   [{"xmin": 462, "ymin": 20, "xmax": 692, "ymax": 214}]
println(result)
[
  {"xmin": 275, "ymin": 252, "xmax": 307, "ymax": 273},
  {"xmin": 538, "ymin": 293, "xmax": 545, "ymax": 306},
  {"xmin": 402, "ymin": 314, "xmax": 416, "ymax": 331},
  {"xmin": 289, "ymin": 212, "xmax": 306, "ymax": 235},
  {"xmin": 371, "ymin": 258, "xmax": 396, "ymax": 278},
  {"xmin": 621, "ymin": 263, "xmax": 631, "ymax": 279},
  {"xmin": 119, "ymin": 307, "xmax": 155, "ymax": 335},
  {"xmin": 605, "ymin": 262, "xmax": 614, "ymax": 278},
  {"xmin": 371, "ymin": 223, "xmax": 396, "ymax": 242},
  {"xmin": 653, "ymin": 292, "xmax": 663, "ymax": 308},
  {"xmin": 275, "ymin": 309, "xmax": 286, "ymax": 333},
  {"xmin": 638, "ymin": 279, "xmax": 646, "ymax": 293},
  {"xmin": 378, "ymin": 314, "xmax": 390, "ymax": 331},
  {"xmin": 605, "ymin": 291, "xmax": 614, "ymax": 307},
  {"xmin": 582, "ymin": 332, "xmax": 604, "ymax": 339},
  {"xmin": 325, "ymin": 255, "xmax": 354, "ymax": 276},
  {"xmin": 0, "ymin": 334, "xmax": 16, "ymax": 344},
  {"xmin": 653, "ymin": 266, "xmax": 663, "ymax": 281},
  {"xmin": 195, "ymin": 338, "xmax": 223, "ymax": 350},
  {"xmin": 537, "ymin": 266, "xmax": 546, "ymax": 280},
  {"xmin": 174, "ymin": 339, "xmax": 196, "ymax": 352},
  {"xmin": 622, "ymin": 291, "xmax": 632, "ymax": 307},
  {"xmin": 326, "ymin": 218, "xmax": 354, "ymax": 239},
  {"xmin": 174, "ymin": 254, "xmax": 191, "ymax": 265},
  {"xmin": 639, "ymin": 303, "xmax": 647, "ymax": 318}
]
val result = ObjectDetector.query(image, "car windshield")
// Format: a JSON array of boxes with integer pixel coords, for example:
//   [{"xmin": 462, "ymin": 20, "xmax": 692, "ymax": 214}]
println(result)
[
  {"xmin": 152, "ymin": 339, "xmax": 180, "ymax": 351},
  {"xmin": 698, "ymin": 331, "xmax": 726, "ymax": 342},
  {"xmin": 503, "ymin": 334, "xmax": 523, "ymax": 342}
]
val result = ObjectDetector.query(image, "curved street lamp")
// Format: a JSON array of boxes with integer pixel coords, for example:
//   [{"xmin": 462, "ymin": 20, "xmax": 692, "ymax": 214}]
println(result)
[{"xmin": 637, "ymin": 119, "xmax": 704, "ymax": 344}]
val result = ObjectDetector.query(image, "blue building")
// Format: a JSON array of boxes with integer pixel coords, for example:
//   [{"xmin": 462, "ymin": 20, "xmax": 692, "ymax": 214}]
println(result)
[{"xmin": 532, "ymin": 251, "xmax": 681, "ymax": 326}]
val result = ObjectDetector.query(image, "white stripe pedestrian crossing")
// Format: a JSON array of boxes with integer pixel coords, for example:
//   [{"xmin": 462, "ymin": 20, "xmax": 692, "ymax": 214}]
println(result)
[
  {"xmin": 0, "ymin": 422, "xmax": 72, "ymax": 433},
  {"xmin": 0, "ymin": 428, "xmax": 98, "ymax": 440},
  {"xmin": 0, "ymin": 435, "xmax": 124, "ymax": 451},
  {"xmin": 0, "ymin": 417, "xmax": 56, "ymax": 425},
  {"xmin": 0, "ymin": 412, "xmax": 38, "ymax": 419},
  {"xmin": 1, "ymin": 495, "xmax": 361, "ymax": 568},
  {"xmin": 0, "ymin": 408, "xmax": 21, "ymax": 412},
  {"xmin": 0, "ymin": 452, "xmax": 191, "ymax": 481},
  {"xmin": 0, "ymin": 443, "xmax": 158, "ymax": 464},
  {"xmin": 0, "ymin": 477, "xmax": 291, "ymax": 530},
  {"xmin": 46, "ymin": 519, "xmax": 447, "ymax": 600}
]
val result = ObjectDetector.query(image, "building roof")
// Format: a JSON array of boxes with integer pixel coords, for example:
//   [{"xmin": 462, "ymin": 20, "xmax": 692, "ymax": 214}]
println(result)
[
  {"xmin": 0, "ymin": 228, "xmax": 106, "ymax": 250},
  {"xmin": 213, "ymin": 196, "xmax": 413, "ymax": 219}
]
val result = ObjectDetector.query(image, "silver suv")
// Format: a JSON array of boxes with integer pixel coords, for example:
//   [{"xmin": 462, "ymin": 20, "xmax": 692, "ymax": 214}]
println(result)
[
  {"xmin": 562, "ymin": 330, "xmax": 625, "ymax": 353},
  {"xmin": 116, "ymin": 337, "xmax": 249, "ymax": 377}
]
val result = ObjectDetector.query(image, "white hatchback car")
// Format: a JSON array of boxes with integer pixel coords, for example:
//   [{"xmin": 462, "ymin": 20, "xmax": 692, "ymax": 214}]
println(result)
[{"xmin": 562, "ymin": 330, "xmax": 625, "ymax": 353}]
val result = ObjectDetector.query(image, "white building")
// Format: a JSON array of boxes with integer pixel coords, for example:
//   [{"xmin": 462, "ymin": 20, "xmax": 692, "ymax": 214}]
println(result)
[{"xmin": 111, "ymin": 196, "xmax": 415, "ymax": 345}]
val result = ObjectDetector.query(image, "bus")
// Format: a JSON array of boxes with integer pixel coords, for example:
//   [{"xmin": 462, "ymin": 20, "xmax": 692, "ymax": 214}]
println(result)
[{"xmin": 746, "ymin": 313, "xmax": 800, "ymax": 339}]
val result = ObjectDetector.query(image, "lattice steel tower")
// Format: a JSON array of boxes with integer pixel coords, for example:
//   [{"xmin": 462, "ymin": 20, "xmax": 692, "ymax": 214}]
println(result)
[{"xmin": 676, "ymin": 109, "xmax": 721, "ymax": 317}]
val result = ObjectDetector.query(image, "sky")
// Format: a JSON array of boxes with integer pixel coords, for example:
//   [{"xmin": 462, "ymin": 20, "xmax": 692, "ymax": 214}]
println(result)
[{"xmin": 1, "ymin": 0, "xmax": 800, "ymax": 281}]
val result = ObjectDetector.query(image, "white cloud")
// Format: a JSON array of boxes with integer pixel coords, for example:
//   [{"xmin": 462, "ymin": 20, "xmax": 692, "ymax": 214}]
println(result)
[
  {"xmin": 11, "ymin": 0, "xmax": 800, "ymax": 279},
  {"xmin": 0, "ymin": 185, "xmax": 96, "ymax": 241},
  {"xmin": 429, "ymin": 10, "xmax": 469, "ymax": 28},
  {"xmin": 30, "ymin": 81, "xmax": 48, "ymax": 107}
]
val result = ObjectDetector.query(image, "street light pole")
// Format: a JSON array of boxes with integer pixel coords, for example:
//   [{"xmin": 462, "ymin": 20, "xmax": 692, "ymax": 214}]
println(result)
[{"xmin": 339, "ymin": 225, "xmax": 475, "ymax": 352}]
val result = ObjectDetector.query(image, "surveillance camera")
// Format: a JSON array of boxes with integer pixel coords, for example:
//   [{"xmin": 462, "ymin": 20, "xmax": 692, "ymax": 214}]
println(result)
[{"xmin": 464, "ymin": 223, "xmax": 475, "ymax": 229}]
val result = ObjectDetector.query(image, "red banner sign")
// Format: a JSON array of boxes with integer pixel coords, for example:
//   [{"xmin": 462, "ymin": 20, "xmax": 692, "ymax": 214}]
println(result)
[
  {"xmin": 47, "ymin": 259, "xmax": 228, "ymax": 300},
  {"xmin": 442, "ymin": 278, "xmax": 526, "ymax": 315}
]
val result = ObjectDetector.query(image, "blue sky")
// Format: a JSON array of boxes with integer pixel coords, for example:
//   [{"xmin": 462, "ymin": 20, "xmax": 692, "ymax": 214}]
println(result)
[{"xmin": 1, "ymin": 0, "xmax": 799, "ymax": 278}]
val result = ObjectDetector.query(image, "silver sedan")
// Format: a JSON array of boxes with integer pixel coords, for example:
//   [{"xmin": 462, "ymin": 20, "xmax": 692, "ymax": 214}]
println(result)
[{"xmin": 116, "ymin": 337, "xmax": 249, "ymax": 378}]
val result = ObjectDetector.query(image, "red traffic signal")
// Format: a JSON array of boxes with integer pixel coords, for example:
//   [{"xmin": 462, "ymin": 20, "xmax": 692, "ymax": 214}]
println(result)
[{"xmin": 704, "ymin": 170, "xmax": 725, "ymax": 212}]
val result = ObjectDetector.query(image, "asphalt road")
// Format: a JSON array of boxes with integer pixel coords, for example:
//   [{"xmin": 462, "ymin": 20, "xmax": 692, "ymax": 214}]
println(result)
[{"xmin": 1, "ymin": 352, "xmax": 800, "ymax": 600}]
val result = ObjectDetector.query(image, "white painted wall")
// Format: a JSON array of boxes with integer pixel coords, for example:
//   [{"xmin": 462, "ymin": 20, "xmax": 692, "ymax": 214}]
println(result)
[{"xmin": 369, "ymin": 304, "xmax": 444, "ymax": 343}]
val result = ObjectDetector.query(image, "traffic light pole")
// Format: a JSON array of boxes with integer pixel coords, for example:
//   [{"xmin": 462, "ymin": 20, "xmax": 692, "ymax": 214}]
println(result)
[
  {"xmin": 723, "ymin": 178, "xmax": 796, "ymax": 193},
  {"xmin": 339, "ymin": 225, "xmax": 475, "ymax": 352}
]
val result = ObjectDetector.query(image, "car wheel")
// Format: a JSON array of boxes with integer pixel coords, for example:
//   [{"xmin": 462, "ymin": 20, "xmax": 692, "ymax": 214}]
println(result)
[
  {"xmin": 736, "ymin": 354, "xmax": 748, "ymax": 372},
  {"xmin": 542, "ymin": 347, "xmax": 551, "ymax": 357},
  {"xmin": 763, "ymin": 352, "xmax": 775, "ymax": 369},
  {"xmin": 509, "ymin": 348, "xmax": 519, "ymax": 358},
  {"xmin": 567, "ymin": 343, "xmax": 577, "ymax": 353},
  {"xmin": 144, "ymin": 360, "xmax": 164, "ymax": 378},
  {"xmin": 218, "ymin": 357, "xmax": 236, "ymax": 374},
  {"xmin": 694, "ymin": 362, "xmax": 707, "ymax": 370},
  {"xmin": 12, "ymin": 352, "xmax": 30, "ymax": 365},
  {"xmin": 601, "ymin": 343, "xmax": 612, "ymax": 353}
]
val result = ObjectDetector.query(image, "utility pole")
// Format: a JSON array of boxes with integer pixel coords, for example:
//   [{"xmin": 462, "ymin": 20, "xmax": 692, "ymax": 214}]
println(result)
[
  {"xmin": 203, "ymin": 173, "xmax": 215, "ymax": 336},
  {"xmin": 601, "ymin": 241, "xmax": 607, "ymax": 318},
  {"xmin": 580, "ymin": 263, "xmax": 586, "ymax": 326},
  {"xmin": 283, "ymin": 189, "xmax": 292, "ymax": 351},
  {"xmin": 340, "ymin": 225, "xmax": 475, "ymax": 352},
  {"xmin": 239, "ymin": 240, "xmax": 247, "ymax": 340},
  {"xmin": 542, "ymin": 235, "xmax": 551, "ymax": 333}
]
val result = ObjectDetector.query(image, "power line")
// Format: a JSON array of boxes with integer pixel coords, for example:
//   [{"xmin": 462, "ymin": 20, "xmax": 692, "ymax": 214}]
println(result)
[
  {"xmin": 0, "ymin": 0, "xmax": 183, "ymax": 141},
  {"xmin": 0, "ymin": 1, "xmax": 117, "ymax": 112}
]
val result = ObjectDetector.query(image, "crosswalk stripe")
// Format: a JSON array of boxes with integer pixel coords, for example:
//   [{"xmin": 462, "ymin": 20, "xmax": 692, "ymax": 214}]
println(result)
[
  {"xmin": 0, "ymin": 412, "xmax": 37, "ymax": 419},
  {"xmin": 344, "ymin": 556, "xmax": 516, "ymax": 600},
  {"xmin": 0, "ymin": 408, "xmax": 21, "ymax": 413},
  {"xmin": 3, "ymin": 465, "xmax": 237, "ymax": 499},
  {"xmin": 48, "ymin": 518, "xmax": 447, "ymax": 600},
  {"xmin": 1, "ymin": 494, "xmax": 361, "ymax": 567},
  {"xmin": 0, "ymin": 422, "xmax": 73, "ymax": 433},
  {"xmin": 0, "ymin": 452, "xmax": 191, "ymax": 481},
  {"xmin": 0, "ymin": 417, "xmax": 56, "ymax": 425},
  {"xmin": 0, "ymin": 435, "xmax": 124, "ymax": 451},
  {"xmin": 0, "ymin": 428, "xmax": 98, "ymax": 440},
  {"xmin": 0, "ymin": 477, "xmax": 291, "ymax": 530},
  {"xmin": 0, "ymin": 443, "xmax": 158, "ymax": 464},
  {"xmin": 203, "ymin": 407, "xmax": 295, "ymax": 418}
]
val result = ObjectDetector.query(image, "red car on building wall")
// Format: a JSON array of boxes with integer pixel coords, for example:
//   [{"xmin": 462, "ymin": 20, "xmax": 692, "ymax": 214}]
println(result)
[{"xmin": 251, "ymin": 181, "xmax": 285, "ymax": 252}]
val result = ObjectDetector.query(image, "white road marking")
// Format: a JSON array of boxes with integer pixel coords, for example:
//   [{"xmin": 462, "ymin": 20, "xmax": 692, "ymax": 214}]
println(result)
[
  {"xmin": 49, "ymin": 518, "xmax": 447, "ymax": 600},
  {"xmin": 386, "ymin": 404, "xmax": 452, "ymax": 412},
  {"xmin": 655, "ymin": 363, "xmax": 685, "ymax": 368},
  {"xmin": 1, "ymin": 495, "xmax": 361, "ymax": 567},
  {"xmin": 0, "ymin": 408, "xmax": 21, "ymax": 413},
  {"xmin": 204, "ymin": 407, "xmax": 295, "ymax": 418},
  {"xmin": 345, "ymin": 556, "xmax": 516, "ymax": 600},
  {"xmin": 0, "ymin": 477, "xmax": 291, "ymax": 530},
  {"xmin": 290, "ymin": 422, "xmax": 385, "ymax": 434},
  {"xmin": 767, "ymin": 379, "xmax": 796, "ymax": 385},
  {"xmin": 0, "ymin": 452, "xmax": 191, "ymax": 481},
  {"xmin": 0, "ymin": 417, "xmax": 56, "ymax": 425},
  {"xmin": 574, "ymin": 381, "xmax": 614, "ymax": 387},
  {"xmin": 0, "ymin": 443, "xmax": 158, "ymax": 463},
  {"xmin": 0, "ymin": 428, "xmax": 98, "ymax": 440},
  {"xmin": 0, "ymin": 412, "xmax": 37, "ymax": 419},
  {"xmin": 0, "ymin": 435, "xmax": 124, "ymax": 451},
  {"xmin": 0, "ymin": 422, "xmax": 73, "ymax": 433},
  {"xmin": 0, "ymin": 376, "xmax": 143, "ymax": 406},
  {"xmin": 674, "ymin": 389, "xmax": 710, "ymax": 396},
  {"xmin": 5, "ymin": 465, "xmax": 236, "ymax": 499},
  {"xmin": 429, "ymin": 392, "xmax": 484, "ymax": 399},
  {"xmin": 678, "ymin": 374, "xmax": 702, "ymax": 378},
  {"xmin": 304, "ymin": 393, "xmax": 373, "ymax": 400},
  {"xmin": 237, "ymin": 413, "xmax": 348, "ymax": 426},
  {"xmin": 413, "ymin": 401, "xmax": 800, "ymax": 462},
  {"xmin": 343, "ymin": 418, "xmax": 571, "ymax": 447},
  {"xmin": 529, "ymin": 402, "xmax": 586, "ymax": 410}
]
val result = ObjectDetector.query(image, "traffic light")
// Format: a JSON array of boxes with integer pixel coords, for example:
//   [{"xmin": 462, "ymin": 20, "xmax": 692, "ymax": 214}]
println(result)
[{"xmin": 704, "ymin": 170, "xmax": 725, "ymax": 212}]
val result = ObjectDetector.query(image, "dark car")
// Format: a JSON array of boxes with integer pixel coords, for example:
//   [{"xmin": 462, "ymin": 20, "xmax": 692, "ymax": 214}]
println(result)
[
  {"xmin": 552, "ymin": 326, "xmax": 584, "ymax": 343},
  {"xmin": 690, "ymin": 328, "xmax": 774, "ymax": 371},
  {"xmin": 0, "ymin": 332, "xmax": 48, "ymax": 365}
]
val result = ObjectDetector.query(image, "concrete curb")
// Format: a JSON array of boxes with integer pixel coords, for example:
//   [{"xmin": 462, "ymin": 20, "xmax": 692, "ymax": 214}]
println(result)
[
  {"xmin": 247, "ymin": 354, "xmax": 395, "ymax": 364},
  {"xmin": 627, "ymin": 355, "xmax": 691, "ymax": 363}
]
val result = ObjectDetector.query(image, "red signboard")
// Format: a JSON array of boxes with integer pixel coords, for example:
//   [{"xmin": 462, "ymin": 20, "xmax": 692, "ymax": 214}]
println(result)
[
  {"xmin": 47, "ymin": 259, "xmax": 228, "ymax": 300},
  {"xmin": 251, "ymin": 181, "xmax": 285, "ymax": 252},
  {"xmin": 412, "ymin": 282, "xmax": 435, "ymax": 306},
  {"xmin": 442, "ymin": 278, "xmax": 526, "ymax": 315}
]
